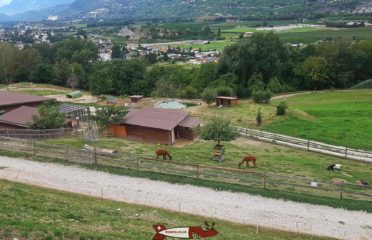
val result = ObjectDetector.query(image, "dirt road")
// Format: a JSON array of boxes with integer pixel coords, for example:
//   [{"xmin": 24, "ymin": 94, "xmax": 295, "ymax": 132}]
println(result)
[{"xmin": 0, "ymin": 156, "xmax": 371, "ymax": 240}]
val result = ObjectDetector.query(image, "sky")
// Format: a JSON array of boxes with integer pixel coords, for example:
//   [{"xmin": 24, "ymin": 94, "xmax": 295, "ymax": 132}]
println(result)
[{"xmin": 0, "ymin": 0, "xmax": 11, "ymax": 8}]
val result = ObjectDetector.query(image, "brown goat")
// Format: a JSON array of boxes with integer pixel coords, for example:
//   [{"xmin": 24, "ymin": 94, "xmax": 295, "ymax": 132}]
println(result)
[
  {"xmin": 156, "ymin": 148, "xmax": 172, "ymax": 160},
  {"xmin": 239, "ymin": 155, "xmax": 257, "ymax": 168}
]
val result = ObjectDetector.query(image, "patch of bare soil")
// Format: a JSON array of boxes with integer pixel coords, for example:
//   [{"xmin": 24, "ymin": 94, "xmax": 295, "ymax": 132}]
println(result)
[
  {"xmin": 48, "ymin": 94, "xmax": 99, "ymax": 104},
  {"xmin": 272, "ymin": 91, "xmax": 313, "ymax": 100}
]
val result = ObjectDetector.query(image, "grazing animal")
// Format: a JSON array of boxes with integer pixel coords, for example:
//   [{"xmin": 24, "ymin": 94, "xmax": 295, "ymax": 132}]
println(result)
[
  {"xmin": 360, "ymin": 180, "xmax": 369, "ymax": 186},
  {"xmin": 156, "ymin": 148, "xmax": 172, "ymax": 160},
  {"xmin": 327, "ymin": 164, "xmax": 342, "ymax": 171},
  {"xmin": 239, "ymin": 155, "xmax": 257, "ymax": 168}
]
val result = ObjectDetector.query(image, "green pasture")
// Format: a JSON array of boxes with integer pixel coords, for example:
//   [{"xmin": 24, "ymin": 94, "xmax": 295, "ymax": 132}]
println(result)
[
  {"xmin": 47, "ymin": 137, "xmax": 372, "ymax": 185},
  {"xmin": 14, "ymin": 89, "xmax": 68, "ymax": 96},
  {"xmin": 0, "ymin": 180, "xmax": 333, "ymax": 240},
  {"xmin": 278, "ymin": 27, "xmax": 372, "ymax": 43},
  {"xmin": 265, "ymin": 90, "xmax": 372, "ymax": 150}
]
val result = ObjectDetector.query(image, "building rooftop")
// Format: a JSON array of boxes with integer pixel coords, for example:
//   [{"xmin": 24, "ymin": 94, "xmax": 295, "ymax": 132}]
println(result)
[
  {"xmin": 217, "ymin": 96, "xmax": 238, "ymax": 100},
  {"xmin": 125, "ymin": 108, "xmax": 189, "ymax": 131},
  {"xmin": 0, "ymin": 91, "xmax": 54, "ymax": 108},
  {"xmin": 0, "ymin": 106, "xmax": 38, "ymax": 127}
]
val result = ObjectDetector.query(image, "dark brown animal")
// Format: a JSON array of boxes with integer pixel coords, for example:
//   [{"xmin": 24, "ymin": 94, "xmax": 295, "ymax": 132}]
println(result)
[
  {"xmin": 156, "ymin": 148, "xmax": 172, "ymax": 160},
  {"xmin": 239, "ymin": 155, "xmax": 257, "ymax": 168}
]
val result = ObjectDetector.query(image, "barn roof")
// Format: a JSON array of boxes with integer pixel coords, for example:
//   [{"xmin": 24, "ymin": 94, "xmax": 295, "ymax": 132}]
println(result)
[
  {"xmin": 124, "ymin": 108, "xmax": 189, "ymax": 131},
  {"xmin": 0, "ymin": 106, "xmax": 38, "ymax": 127},
  {"xmin": 179, "ymin": 117, "xmax": 202, "ymax": 128},
  {"xmin": 217, "ymin": 96, "xmax": 238, "ymax": 100},
  {"xmin": 0, "ymin": 91, "xmax": 54, "ymax": 108}
]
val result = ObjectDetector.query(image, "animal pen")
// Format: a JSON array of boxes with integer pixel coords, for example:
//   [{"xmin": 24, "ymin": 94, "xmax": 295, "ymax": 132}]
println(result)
[{"xmin": 0, "ymin": 137, "xmax": 371, "ymax": 202}]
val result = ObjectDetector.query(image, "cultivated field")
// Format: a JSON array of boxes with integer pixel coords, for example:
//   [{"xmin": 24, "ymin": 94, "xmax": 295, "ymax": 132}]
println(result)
[{"xmin": 0, "ymin": 180, "xmax": 334, "ymax": 240}]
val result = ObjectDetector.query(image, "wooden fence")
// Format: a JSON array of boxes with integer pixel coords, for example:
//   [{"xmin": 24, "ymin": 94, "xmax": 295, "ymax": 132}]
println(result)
[
  {"xmin": 0, "ymin": 137, "xmax": 371, "ymax": 202},
  {"xmin": 0, "ymin": 129, "xmax": 73, "ymax": 140},
  {"xmin": 235, "ymin": 127, "xmax": 372, "ymax": 163}
]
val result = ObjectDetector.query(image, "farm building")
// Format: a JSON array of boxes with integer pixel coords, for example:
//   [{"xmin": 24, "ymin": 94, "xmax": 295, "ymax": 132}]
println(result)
[
  {"xmin": 216, "ymin": 96, "xmax": 238, "ymax": 107},
  {"xmin": 109, "ymin": 108, "xmax": 202, "ymax": 145},
  {"xmin": 0, "ymin": 91, "xmax": 54, "ymax": 113},
  {"xmin": 0, "ymin": 106, "xmax": 72, "ymax": 130},
  {"xmin": 0, "ymin": 106, "xmax": 39, "ymax": 129}
]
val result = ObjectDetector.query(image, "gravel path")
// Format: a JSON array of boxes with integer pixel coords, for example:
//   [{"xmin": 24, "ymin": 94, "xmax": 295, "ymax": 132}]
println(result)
[{"xmin": 0, "ymin": 156, "xmax": 371, "ymax": 240}]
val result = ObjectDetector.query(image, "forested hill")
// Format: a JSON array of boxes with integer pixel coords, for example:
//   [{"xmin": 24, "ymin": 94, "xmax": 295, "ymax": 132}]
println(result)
[
  {"xmin": 1, "ymin": 0, "xmax": 370, "ymax": 22},
  {"xmin": 63, "ymin": 0, "xmax": 367, "ymax": 20}
]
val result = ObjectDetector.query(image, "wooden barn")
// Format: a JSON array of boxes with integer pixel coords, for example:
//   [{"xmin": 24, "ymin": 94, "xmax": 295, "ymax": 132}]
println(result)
[
  {"xmin": 216, "ymin": 96, "xmax": 238, "ymax": 107},
  {"xmin": 109, "ymin": 108, "xmax": 202, "ymax": 145},
  {"xmin": 0, "ymin": 91, "xmax": 54, "ymax": 113}
]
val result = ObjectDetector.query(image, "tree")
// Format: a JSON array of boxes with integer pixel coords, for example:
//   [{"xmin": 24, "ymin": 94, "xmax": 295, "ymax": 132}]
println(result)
[
  {"xmin": 30, "ymin": 102, "xmax": 65, "ymax": 129},
  {"xmin": 200, "ymin": 118, "xmax": 238, "ymax": 145},
  {"xmin": 90, "ymin": 67, "xmax": 113, "ymax": 95},
  {"xmin": 201, "ymin": 88, "xmax": 217, "ymax": 106},
  {"xmin": 112, "ymin": 45, "xmax": 123, "ymax": 59},
  {"xmin": 92, "ymin": 106, "xmax": 128, "ymax": 131},
  {"xmin": 299, "ymin": 56, "xmax": 329, "ymax": 90},
  {"xmin": 252, "ymin": 90, "xmax": 272, "ymax": 104},
  {"xmin": 67, "ymin": 63, "xmax": 85, "ymax": 89},
  {"xmin": 0, "ymin": 43, "xmax": 16, "ymax": 89}
]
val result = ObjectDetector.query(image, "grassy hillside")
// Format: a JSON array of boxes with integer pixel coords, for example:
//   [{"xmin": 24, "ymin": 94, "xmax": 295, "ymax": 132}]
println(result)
[
  {"xmin": 0, "ymin": 180, "xmax": 333, "ymax": 240},
  {"xmin": 265, "ymin": 90, "xmax": 372, "ymax": 150}
]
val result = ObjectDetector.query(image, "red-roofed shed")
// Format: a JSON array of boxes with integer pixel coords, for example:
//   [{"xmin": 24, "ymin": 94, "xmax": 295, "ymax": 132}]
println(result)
[{"xmin": 109, "ymin": 108, "xmax": 202, "ymax": 145}]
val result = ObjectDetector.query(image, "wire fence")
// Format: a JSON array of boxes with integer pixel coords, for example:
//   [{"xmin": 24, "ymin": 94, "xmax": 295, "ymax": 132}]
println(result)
[
  {"xmin": 0, "ymin": 137, "xmax": 371, "ymax": 202},
  {"xmin": 234, "ymin": 127, "xmax": 372, "ymax": 163}
]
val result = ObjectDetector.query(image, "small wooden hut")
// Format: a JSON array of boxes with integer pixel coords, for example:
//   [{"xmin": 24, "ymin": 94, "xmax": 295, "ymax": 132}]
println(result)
[
  {"xmin": 129, "ymin": 95, "xmax": 143, "ymax": 103},
  {"xmin": 216, "ymin": 96, "xmax": 238, "ymax": 107}
]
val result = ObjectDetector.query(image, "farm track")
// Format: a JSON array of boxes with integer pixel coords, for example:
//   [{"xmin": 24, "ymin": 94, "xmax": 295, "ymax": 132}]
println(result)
[{"xmin": 0, "ymin": 156, "xmax": 371, "ymax": 240}]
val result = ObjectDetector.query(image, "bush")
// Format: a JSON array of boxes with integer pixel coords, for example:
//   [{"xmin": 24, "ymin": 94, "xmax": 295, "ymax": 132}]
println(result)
[
  {"xmin": 252, "ymin": 90, "xmax": 272, "ymax": 104},
  {"xmin": 180, "ymin": 86, "xmax": 199, "ymax": 99},
  {"xmin": 276, "ymin": 102, "xmax": 288, "ymax": 116},
  {"xmin": 215, "ymin": 86, "xmax": 234, "ymax": 97},
  {"xmin": 267, "ymin": 77, "xmax": 283, "ymax": 93},
  {"xmin": 201, "ymin": 88, "xmax": 217, "ymax": 106}
]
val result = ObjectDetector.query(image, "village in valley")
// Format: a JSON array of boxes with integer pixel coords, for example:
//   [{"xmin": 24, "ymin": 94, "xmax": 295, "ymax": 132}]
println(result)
[{"xmin": 0, "ymin": 0, "xmax": 372, "ymax": 240}]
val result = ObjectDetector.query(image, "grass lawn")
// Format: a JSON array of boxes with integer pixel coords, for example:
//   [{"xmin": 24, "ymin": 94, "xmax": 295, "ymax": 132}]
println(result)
[
  {"xmin": 47, "ymin": 137, "xmax": 372, "ymax": 185},
  {"xmin": 14, "ymin": 89, "xmax": 68, "ymax": 96},
  {"xmin": 0, "ymin": 180, "xmax": 334, "ymax": 240},
  {"xmin": 265, "ymin": 90, "xmax": 372, "ymax": 150}
]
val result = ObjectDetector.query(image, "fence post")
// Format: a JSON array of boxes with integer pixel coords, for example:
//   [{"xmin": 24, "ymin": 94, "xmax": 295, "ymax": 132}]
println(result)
[
  {"xmin": 339, "ymin": 183, "xmax": 344, "ymax": 200},
  {"xmin": 196, "ymin": 165, "xmax": 200, "ymax": 179},
  {"xmin": 66, "ymin": 145, "xmax": 70, "ymax": 161},
  {"xmin": 307, "ymin": 141, "xmax": 310, "ymax": 151},
  {"xmin": 345, "ymin": 147, "xmax": 348, "ymax": 159},
  {"xmin": 245, "ymin": 128, "xmax": 248, "ymax": 136},
  {"xmin": 33, "ymin": 141, "xmax": 36, "ymax": 155},
  {"xmin": 263, "ymin": 172, "xmax": 267, "ymax": 189},
  {"xmin": 93, "ymin": 147, "xmax": 97, "ymax": 164}
]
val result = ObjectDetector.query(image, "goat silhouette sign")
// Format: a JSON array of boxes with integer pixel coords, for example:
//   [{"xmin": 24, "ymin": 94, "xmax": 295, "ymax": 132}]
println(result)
[{"xmin": 153, "ymin": 222, "xmax": 219, "ymax": 239}]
